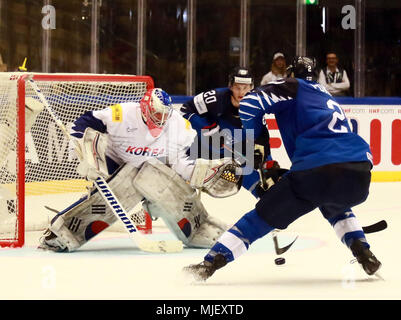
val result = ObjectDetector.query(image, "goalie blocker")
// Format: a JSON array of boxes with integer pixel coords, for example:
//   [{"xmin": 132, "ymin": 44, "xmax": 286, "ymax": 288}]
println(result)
[{"xmin": 39, "ymin": 157, "xmax": 239, "ymax": 252}]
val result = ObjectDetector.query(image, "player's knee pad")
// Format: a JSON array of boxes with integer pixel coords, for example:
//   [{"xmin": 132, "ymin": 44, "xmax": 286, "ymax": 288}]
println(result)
[
  {"xmin": 39, "ymin": 164, "xmax": 143, "ymax": 252},
  {"xmin": 134, "ymin": 158, "xmax": 229, "ymax": 248}
]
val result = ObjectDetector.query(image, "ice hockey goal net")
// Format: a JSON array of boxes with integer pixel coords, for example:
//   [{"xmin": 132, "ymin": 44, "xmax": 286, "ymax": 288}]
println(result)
[{"xmin": 0, "ymin": 73, "xmax": 154, "ymax": 247}]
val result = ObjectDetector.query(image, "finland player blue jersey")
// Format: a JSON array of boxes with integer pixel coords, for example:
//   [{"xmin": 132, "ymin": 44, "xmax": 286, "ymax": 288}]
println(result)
[
  {"xmin": 239, "ymin": 78, "xmax": 372, "ymax": 171},
  {"xmin": 180, "ymin": 86, "xmax": 271, "ymax": 160}
]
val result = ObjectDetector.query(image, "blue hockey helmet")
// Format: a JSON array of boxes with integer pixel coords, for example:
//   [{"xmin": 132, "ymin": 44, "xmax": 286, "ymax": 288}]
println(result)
[
  {"xmin": 228, "ymin": 67, "xmax": 254, "ymax": 87},
  {"xmin": 287, "ymin": 56, "xmax": 318, "ymax": 81}
]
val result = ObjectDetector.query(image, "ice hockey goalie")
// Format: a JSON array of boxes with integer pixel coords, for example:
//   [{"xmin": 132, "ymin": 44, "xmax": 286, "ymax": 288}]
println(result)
[{"xmin": 39, "ymin": 88, "xmax": 242, "ymax": 252}]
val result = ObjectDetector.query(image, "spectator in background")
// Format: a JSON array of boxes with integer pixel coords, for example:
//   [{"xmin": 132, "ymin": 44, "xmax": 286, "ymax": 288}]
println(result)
[
  {"xmin": 0, "ymin": 54, "xmax": 7, "ymax": 72},
  {"xmin": 318, "ymin": 52, "xmax": 350, "ymax": 96},
  {"xmin": 260, "ymin": 52, "xmax": 287, "ymax": 85}
]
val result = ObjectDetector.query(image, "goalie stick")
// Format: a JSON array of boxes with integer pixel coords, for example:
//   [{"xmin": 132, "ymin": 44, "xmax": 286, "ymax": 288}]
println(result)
[
  {"xmin": 94, "ymin": 175, "xmax": 183, "ymax": 253},
  {"xmin": 28, "ymin": 78, "xmax": 183, "ymax": 253}
]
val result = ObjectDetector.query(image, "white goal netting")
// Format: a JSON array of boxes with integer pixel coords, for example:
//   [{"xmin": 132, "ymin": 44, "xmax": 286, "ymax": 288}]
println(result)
[{"xmin": 0, "ymin": 73, "xmax": 153, "ymax": 246}]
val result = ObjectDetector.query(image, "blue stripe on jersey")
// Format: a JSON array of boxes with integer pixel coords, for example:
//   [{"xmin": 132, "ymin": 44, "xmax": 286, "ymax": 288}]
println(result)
[
  {"xmin": 204, "ymin": 209, "xmax": 274, "ymax": 264},
  {"xmin": 343, "ymin": 231, "xmax": 369, "ymax": 250},
  {"xmin": 204, "ymin": 242, "xmax": 235, "ymax": 263},
  {"xmin": 239, "ymin": 95, "xmax": 266, "ymax": 137},
  {"xmin": 71, "ymin": 132, "xmax": 83, "ymax": 139},
  {"xmin": 234, "ymin": 209, "xmax": 274, "ymax": 243},
  {"xmin": 71, "ymin": 111, "xmax": 107, "ymax": 138},
  {"xmin": 242, "ymin": 93, "xmax": 268, "ymax": 111},
  {"xmin": 327, "ymin": 212, "xmax": 356, "ymax": 226},
  {"xmin": 238, "ymin": 109, "xmax": 255, "ymax": 119},
  {"xmin": 260, "ymin": 91, "xmax": 273, "ymax": 107}
]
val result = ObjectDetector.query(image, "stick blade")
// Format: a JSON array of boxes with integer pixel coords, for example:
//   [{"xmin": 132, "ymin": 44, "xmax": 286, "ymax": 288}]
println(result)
[
  {"xmin": 275, "ymin": 236, "xmax": 298, "ymax": 255},
  {"xmin": 362, "ymin": 220, "xmax": 387, "ymax": 234},
  {"xmin": 137, "ymin": 239, "xmax": 184, "ymax": 253}
]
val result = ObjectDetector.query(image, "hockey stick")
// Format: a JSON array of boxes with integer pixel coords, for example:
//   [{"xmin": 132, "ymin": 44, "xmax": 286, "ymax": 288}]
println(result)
[
  {"xmin": 271, "ymin": 220, "xmax": 386, "ymax": 256},
  {"xmin": 224, "ymin": 142, "xmax": 386, "ymax": 250},
  {"xmin": 272, "ymin": 220, "xmax": 386, "ymax": 256},
  {"xmin": 362, "ymin": 220, "xmax": 387, "ymax": 234},
  {"xmin": 94, "ymin": 175, "xmax": 182, "ymax": 253},
  {"xmin": 271, "ymin": 230, "xmax": 298, "ymax": 255},
  {"xmin": 28, "ymin": 78, "xmax": 183, "ymax": 253},
  {"xmin": 222, "ymin": 143, "xmax": 299, "ymax": 255}
]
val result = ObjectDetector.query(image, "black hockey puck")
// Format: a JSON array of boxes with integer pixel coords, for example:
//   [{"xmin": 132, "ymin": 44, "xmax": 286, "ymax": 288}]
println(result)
[{"xmin": 275, "ymin": 257, "xmax": 286, "ymax": 265}]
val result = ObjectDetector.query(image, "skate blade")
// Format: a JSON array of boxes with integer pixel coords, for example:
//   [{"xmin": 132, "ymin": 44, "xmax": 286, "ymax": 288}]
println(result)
[{"xmin": 374, "ymin": 271, "xmax": 384, "ymax": 281}]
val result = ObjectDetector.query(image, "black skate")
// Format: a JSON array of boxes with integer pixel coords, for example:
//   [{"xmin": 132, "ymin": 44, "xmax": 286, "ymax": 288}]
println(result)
[
  {"xmin": 183, "ymin": 254, "xmax": 227, "ymax": 281},
  {"xmin": 350, "ymin": 239, "xmax": 381, "ymax": 276}
]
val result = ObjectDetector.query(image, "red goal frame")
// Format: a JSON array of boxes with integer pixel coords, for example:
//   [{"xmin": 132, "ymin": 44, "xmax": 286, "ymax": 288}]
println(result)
[{"xmin": 0, "ymin": 74, "xmax": 154, "ymax": 248}]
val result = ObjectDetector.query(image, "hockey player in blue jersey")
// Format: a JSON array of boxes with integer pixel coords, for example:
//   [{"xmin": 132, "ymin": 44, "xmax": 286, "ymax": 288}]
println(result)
[
  {"xmin": 180, "ymin": 67, "xmax": 274, "ymax": 198},
  {"xmin": 184, "ymin": 56, "xmax": 382, "ymax": 280}
]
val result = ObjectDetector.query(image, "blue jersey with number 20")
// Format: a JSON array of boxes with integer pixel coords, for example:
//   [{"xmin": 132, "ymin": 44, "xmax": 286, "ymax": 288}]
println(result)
[{"xmin": 239, "ymin": 78, "xmax": 372, "ymax": 171}]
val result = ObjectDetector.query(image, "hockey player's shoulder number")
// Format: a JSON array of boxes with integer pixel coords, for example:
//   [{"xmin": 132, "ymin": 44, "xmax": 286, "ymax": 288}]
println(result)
[
  {"xmin": 326, "ymin": 99, "xmax": 349, "ymax": 133},
  {"xmin": 202, "ymin": 90, "xmax": 217, "ymax": 104}
]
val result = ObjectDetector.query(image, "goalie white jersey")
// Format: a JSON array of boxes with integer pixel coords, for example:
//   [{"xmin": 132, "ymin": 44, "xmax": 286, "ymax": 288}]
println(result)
[{"xmin": 71, "ymin": 102, "xmax": 197, "ymax": 180}]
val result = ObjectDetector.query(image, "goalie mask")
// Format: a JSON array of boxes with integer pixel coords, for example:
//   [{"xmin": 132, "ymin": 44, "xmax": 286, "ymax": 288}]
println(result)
[{"xmin": 140, "ymin": 88, "xmax": 173, "ymax": 138}]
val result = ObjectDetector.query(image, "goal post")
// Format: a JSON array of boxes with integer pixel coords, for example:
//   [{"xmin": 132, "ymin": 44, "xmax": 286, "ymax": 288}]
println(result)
[{"xmin": 0, "ymin": 73, "xmax": 155, "ymax": 247}]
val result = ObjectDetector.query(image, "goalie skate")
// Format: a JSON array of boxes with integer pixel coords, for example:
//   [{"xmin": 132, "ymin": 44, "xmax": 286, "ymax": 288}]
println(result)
[
  {"xmin": 37, "ymin": 164, "xmax": 143, "ymax": 252},
  {"xmin": 38, "ymin": 229, "xmax": 68, "ymax": 252}
]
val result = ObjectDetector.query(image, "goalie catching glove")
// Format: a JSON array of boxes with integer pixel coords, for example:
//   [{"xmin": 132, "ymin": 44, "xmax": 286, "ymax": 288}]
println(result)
[
  {"xmin": 72, "ymin": 127, "xmax": 110, "ymax": 181},
  {"xmin": 190, "ymin": 158, "xmax": 242, "ymax": 198}
]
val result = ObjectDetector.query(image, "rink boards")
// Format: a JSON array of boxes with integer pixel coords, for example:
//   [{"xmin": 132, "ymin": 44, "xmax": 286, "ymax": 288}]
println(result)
[{"xmin": 173, "ymin": 96, "xmax": 401, "ymax": 182}]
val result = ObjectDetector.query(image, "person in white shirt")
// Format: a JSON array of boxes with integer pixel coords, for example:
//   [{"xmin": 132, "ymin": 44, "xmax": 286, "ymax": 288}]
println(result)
[
  {"xmin": 260, "ymin": 52, "xmax": 287, "ymax": 85},
  {"xmin": 318, "ymin": 52, "xmax": 350, "ymax": 96}
]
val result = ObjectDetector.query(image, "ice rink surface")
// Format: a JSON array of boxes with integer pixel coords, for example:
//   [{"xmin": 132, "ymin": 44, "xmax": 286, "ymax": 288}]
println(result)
[{"xmin": 0, "ymin": 181, "xmax": 400, "ymax": 302}]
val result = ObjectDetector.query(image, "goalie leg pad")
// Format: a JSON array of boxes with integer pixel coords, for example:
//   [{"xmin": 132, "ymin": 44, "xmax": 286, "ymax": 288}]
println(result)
[
  {"xmin": 39, "ymin": 216, "xmax": 81, "ymax": 252},
  {"xmin": 189, "ymin": 215, "xmax": 229, "ymax": 248},
  {"xmin": 134, "ymin": 159, "xmax": 229, "ymax": 248},
  {"xmin": 39, "ymin": 164, "xmax": 143, "ymax": 252}
]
